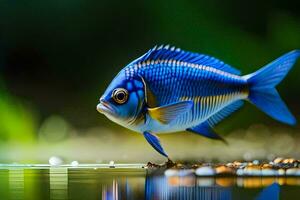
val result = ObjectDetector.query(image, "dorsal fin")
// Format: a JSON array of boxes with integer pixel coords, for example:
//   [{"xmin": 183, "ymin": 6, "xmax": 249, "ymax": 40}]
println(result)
[{"xmin": 131, "ymin": 45, "xmax": 241, "ymax": 75}]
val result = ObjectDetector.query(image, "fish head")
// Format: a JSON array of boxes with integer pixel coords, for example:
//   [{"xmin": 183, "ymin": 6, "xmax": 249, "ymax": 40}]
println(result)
[{"xmin": 97, "ymin": 70, "xmax": 146, "ymax": 126}]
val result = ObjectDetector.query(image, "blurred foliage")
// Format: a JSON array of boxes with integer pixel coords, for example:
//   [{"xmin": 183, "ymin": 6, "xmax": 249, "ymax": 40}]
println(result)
[
  {"xmin": 0, "ymin": 0, "xmax": 299, "ymax": 162},
  {"xmin": 0, "ymin": 81, "xmax": 36, "ymax": 142}
]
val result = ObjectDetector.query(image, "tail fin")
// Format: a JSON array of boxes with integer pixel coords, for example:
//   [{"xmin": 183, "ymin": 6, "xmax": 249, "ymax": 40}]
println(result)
[{"xmin": 244, "ymin": 50, "xmax": 300, "ymax": 125}]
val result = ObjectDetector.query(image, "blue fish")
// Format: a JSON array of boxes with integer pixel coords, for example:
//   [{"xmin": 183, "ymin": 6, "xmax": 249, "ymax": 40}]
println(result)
[{"xmin": 97, "ymin": 45, "xmax": 299, "ymax": 158}]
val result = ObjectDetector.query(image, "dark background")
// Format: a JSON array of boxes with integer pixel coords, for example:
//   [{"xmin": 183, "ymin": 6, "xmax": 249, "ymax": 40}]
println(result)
[{"xmin": 0, "ymin": 0, "xmax": 299, "ymax": 162}]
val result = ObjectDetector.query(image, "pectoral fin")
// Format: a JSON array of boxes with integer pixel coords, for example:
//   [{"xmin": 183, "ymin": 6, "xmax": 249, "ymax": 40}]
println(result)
[
  {"xmin": 143, "ymin": 131, "xmax": 168, "ymax": 157},
  {"xmin": 187, "ymin": 121, "xmax": 227, "ymax": 144},
  {"xmin": 148, "ymin": 101, "xmax": 193, "ymax": 124}
]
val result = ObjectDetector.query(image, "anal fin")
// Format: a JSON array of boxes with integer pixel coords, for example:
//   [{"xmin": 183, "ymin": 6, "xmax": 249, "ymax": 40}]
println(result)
[
  {"xmin": 186, "ymin": 100, "xmax": 244, "ymax": 143},
  {"xmin": 187, "ymin": 121, "xmax": 227, "ymax": 144}
]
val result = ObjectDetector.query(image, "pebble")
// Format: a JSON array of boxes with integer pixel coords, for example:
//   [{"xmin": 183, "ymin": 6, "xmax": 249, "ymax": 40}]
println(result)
[
  {"xmin": 236, "ymin": 169, "xmax": 244, "ymax": 176},
  {"xmin": 195, "ymin": 166, "xmax": 215, "ymax": 176},
  {"xmin": 262, "ymin": 163, "xmax": 272, "ymax": 168},
  {"xmin": 226, "ymin": 163, "xmax": 233, "ymax": 167},
  {"xmin": 233, "ymin": 161, "xmax": 242, "ymax": 166},
  {"xmin": 286, "ymin": 168, "xmax": 300, "ymax": 176},
  {"xmin": 278, "ymin": 169, "xmax": 285, "ymax": 176},
  {"xmin": 244, "ymin": 166, "xmax": 261, "ymax": 176},
  {"xmin": 273, "ymin": 157, "xmax": 284, "ymax": 164},
  {"xmin": 252, "ymin": 160, "xmax": 259, "ymax": 165},
  {"xmin": 178, "ymin": 169, "xmax": 194, "ymax": 177},
  {"xmin": 165, "ymin": 169, "xmax": 179, "ymax": 177},
  {"xmin": 70, "ymin": 160, "xmax": 79, "ymax": 167},
  {"xmin": 49, "ymin": 156, "xmax": 63, "ymax": 166},
  {"xmin": 272, "ymin": 157, "xmax": 299, "ymax": 168},
  {"xmin": 109, "ymin": 160, "xmax": 115, "ymax": 168},
  {"xmin": 261, "ymin": 168, "xmax": 278, "ymax": 176},
  {"xmin": 161, "ymin": 157, "xmax": 300, "ymax": 177},
  {"xmin": 215, "ymin": 166, "xmax": 235, "ymax": 175}
]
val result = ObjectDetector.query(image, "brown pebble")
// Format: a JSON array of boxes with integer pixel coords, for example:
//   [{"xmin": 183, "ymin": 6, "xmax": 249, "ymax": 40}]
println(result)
[
  {"xmin": 191, "ymin": 164, "xmax": 200, "ymax": 169},
  {"xmin": 282, "ymin": 158, "xmax": 296, "ymax": 164},
  {"xmin": 245, "ymin": 165, "xmax": 261, "ymax": 170},
  {"xmin": 283, "ymin": 159, "xmax": 289, "ymax": 164},
  {"xmin": 262, "ymin": 164, "xmax": 272, "ymax": 169},
  {"xmin": 248, "ymin": 163, "xmax": 253, "ymax": 167},
  {"xmin": 176, "ymin": 163, "xmax": 183, "ymax": 167},
  {"xmin": 215, "ymin": 166, "xmax": 235, "ymax": 175},
  {"xmin": 287, "ymin": 158, "xmax": 296, "ymax": 164},
  {"xmin": 226, "ymin": 163, "xmax": 234, "ymax": 167},
  {"xmin": 273, "ymin": 157, "xmax": 283, "ymax": 164},
  {"xmin": 233, "ymin": 161, "xmax": 242, "ymax": 166}
]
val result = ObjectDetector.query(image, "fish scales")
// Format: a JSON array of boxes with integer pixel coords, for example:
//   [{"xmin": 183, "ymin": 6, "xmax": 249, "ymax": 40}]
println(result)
[{"xmin": 124, "ymin": 60, "xmax": 248, "ymax": 128}]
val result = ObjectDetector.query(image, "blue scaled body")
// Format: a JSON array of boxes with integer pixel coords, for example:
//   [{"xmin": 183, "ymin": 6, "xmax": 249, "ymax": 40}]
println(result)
[{"xmin": 97, "ymin": 45, "xmax": 300, "ymax": 158}]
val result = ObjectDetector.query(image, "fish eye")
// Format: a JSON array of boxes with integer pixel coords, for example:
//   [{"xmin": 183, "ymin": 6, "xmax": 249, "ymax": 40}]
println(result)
[{"xmin": 112, "ymin": 88, "xmax": 128, "ymax": 104}]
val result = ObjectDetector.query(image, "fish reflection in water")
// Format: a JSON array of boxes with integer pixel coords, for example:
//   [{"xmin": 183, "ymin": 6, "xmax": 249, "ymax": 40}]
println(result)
[
  {"xmin": 145, "ymin": 175, "xmax": 232, "ymax": 200},
  {"xmin": 101, "ymin": 175, "xmax": 280, "ymax": 200},
  {"xmin": 102, "ymin": 180, "xmax": 118, "ymax": 200},
  {"xmin": 145, "ymin": 175, "xmax": 280, "ymax": 200},
  {"xmin": 256, "ymin": 183, "xmax": 279, "ymax": 200}
]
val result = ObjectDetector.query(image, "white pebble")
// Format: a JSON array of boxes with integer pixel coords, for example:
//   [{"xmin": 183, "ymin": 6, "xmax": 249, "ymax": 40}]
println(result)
[
  {"xmin": 164, "ymin": 169, "xmax": 178, "ymax": 177},
  {"xmin": 178, "ymin": 169, "xmax": 194, "ymax": 177},
  {"xmin": 71, "ymin": 161, "xmax": 79, "ymax": 167},
  {"xmin": 195, "ymin": 166, "xmax": 215, "ymax": 176},
  {"xmin": 49, "ymin": 156, "xmax": 63, "ymax": 166},
  {"xmin": 109, "ymin": 160, "xmax": 115, "ymax": 168},
  {"xmin": 261, "ymin": 169, "xmax": 277, "ymax": 176},
  {"xmin": 244, "ymin": 168, "xmax": 261, "ymax": 176},
  {"xmin": 252, "ymin": 160, "xmax": 259, "ymax": 165},
  {"xmin": 286, "ymin": 168, "xmax": 300, "ymax": 176},
  {"xmin": 236, "ymin": 169, "xmax": 244, "ymax": 176},
  {"xmin": 278, "ymin": 169, "xmax": 285, "ymax": 176}
]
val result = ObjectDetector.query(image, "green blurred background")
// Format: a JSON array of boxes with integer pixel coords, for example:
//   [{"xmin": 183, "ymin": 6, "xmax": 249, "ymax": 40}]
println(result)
[{"xmin": 0, "ymin": 0, "xmax": 300, "ymax": 163}]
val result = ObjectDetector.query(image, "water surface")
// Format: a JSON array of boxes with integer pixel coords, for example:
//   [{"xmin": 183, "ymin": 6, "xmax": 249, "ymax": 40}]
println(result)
[{"xmin": 0, "ymin": 165, "xmax": 299, "ymax": 200}]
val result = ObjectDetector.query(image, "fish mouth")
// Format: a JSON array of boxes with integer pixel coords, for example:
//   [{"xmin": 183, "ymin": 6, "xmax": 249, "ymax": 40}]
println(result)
[{"xmin": 97, "ymin": 100, "xmax": 115, "ymax": 116}]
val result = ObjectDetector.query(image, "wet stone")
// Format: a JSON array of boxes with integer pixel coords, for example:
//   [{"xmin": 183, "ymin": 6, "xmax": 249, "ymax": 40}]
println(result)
[
  {"xmin": 150, "ymin": 157, "xmax": 300, "ymax": 177},
  {"xmin": 236, "ymin": 169, "xmax": 244, "ymax": 176},
  {"xmin": 252, "ymin": 160, "xmax": 260, "ymax": 165},
  {"xmin": 109, "ymin": 160, "xmax": 115, "ymax": 168},
  {"xmin": 261, "ymin": 168, "xmax": 278, "ymax": 176},
  {"xmin": 195, "ymin": 166, "xmax": 215, "ymax": 176},
  {"xmin": 215, "ymin": 166, "xmax": 235, "ymax": 175},
  {"xmin": 164, "ymin": 169, "xmax": 179, "ymax": 177},
  {"xmin": 273, "ymin": 157, "xmax": 284, "ymax": 164},
  {"xmin": 272, "ymin": 157, "xmax": 299, "ymax": 169},
  {"xmin": 278, "ymin": 169, "xmax": 285, "ymax": 176},
  {"xmin": 286, "ymin": 168, "xmax": 300, "ymax": 176},
  {"xmin": 177, "ymin": 169, "xmax": 194, "ymax": 176},
  {"xmin": 244, "ymin": 165, "xmax": 261, "ymax": 176}
]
